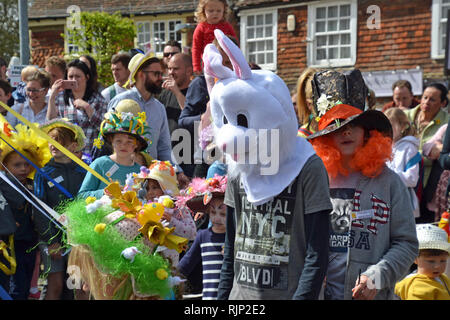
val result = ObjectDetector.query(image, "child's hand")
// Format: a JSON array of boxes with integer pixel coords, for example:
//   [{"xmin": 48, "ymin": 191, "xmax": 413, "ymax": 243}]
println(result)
[
  {"xmin": 48, "ymin": 243, "xmax": 63, "ymax": 260},
  {"xmin": 351, "ymin": 274, "xmax": 377, "ymax": 300}
]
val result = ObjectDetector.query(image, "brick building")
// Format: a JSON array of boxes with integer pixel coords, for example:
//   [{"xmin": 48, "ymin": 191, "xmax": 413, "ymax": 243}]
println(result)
[
  {"xmin": 28, "ymin": 0, "xmax": 450, "ymax": 103},
  {"xmin": 232, "ymin": 0, "xmax": 450, "ymax": 104}
]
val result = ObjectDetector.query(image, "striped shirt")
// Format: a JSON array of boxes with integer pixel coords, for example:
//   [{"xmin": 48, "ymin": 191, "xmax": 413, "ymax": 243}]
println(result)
[{"xmin": 178, "ymin": 228, "xmax": 225, "ymax": 300}]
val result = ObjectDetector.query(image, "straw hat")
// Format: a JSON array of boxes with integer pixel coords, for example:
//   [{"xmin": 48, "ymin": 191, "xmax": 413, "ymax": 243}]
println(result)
[
  {"xmin": 416, "ymin": 224, "xmax": 450, "ymax": 254},
  {"xmin": 115, "ymin": 99, "xmax": 142, "ymax": 116},
  {"xmin": 40, "ymin": 118, "xmax": 86, "ymax": 152},
  {"xmin": 135, "ymin": 160, "xmax": 179, "ymax": 196},
  {"xmin": 126, "ymin": 51, "xmax": 156, "ymax": 87}
]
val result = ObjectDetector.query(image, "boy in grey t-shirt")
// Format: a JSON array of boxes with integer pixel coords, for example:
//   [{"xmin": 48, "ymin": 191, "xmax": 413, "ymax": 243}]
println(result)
[{"xmin": 218, "ymin": 155, "xmax": 332, "ymax": 300}]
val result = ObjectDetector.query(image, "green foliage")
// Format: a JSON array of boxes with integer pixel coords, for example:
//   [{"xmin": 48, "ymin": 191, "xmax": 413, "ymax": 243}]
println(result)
[
  {"xmin": 64, "ymin": 11, "xmax": 136, "ymax": 87},
  {"xmin": 0, "ymin": 0, "xmax": 19, "ymax": 63}
]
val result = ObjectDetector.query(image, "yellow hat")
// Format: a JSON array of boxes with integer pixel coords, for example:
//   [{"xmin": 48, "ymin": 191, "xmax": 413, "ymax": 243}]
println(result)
[
  {"xmin": 126, "ymin": 51, "xmax": 156, "ymax": 87},
  {"xmin": 135, "ymin": 160, "xmax": 179, "ymax": 196},
  {"xmin": 115, "ymin": 99, "xmax": 142, "ymax": 116},
  {"xmin": 40, "ymin": 118, "xmax": 86, "ymax": 152}
]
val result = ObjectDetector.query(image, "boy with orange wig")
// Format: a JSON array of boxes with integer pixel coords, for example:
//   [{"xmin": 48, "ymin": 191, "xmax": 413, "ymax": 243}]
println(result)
[{"xmin": 306, "ymin": 69, "xmax": 418, "ymax": 300}]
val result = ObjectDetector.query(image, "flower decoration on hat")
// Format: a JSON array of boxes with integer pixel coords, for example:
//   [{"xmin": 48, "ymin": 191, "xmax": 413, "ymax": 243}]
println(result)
[
  {"xmin": 133, "ymin": 160, "xmax": 179, "ymax": 196},
  {"xmin": 315, "ymin": 94, "xmax": 343, "ymax": 123},
  {"xmin": 95, "ymin": 111, "xmax": 152, "ymax": 152},
  {"xmin": 105, "ymin": 181, "xmax": 141, "ymax": 219},
  {"xmin": 176, "ymin": 174, "xmax": 227, "ymax": 214}
]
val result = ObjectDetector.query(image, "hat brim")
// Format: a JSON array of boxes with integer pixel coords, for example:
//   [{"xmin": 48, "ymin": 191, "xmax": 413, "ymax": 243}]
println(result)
[
  {"xmin": 186, "ymin": 192, "xmax": 225, "ymax": 213},
  {"xmin": 40, "ymin": 119, "xmax": 86, "ymax": 150},
  {"xmin": 128, "ymin": 51, "xmax": 155, "ymax": 86},
  {"xmin": 307, "ymin": 110, "xmax": 392, "ymax": 140}
]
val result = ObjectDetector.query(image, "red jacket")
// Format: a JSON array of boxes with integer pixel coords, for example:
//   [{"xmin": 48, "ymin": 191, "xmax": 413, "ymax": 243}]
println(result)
[{"xmin": 192, "ymin": 21, "xmax": 237, "ymax": 73}]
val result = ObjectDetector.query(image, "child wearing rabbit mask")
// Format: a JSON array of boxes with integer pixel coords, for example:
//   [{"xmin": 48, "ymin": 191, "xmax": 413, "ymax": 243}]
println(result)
[{"xmin": 202, "ymin": 30, "xmax": 333, "ymax": 300}]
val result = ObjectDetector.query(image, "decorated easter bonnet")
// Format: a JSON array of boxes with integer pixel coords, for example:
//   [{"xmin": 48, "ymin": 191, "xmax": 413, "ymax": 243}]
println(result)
[
  {"xmin": 307, "ymin": 69, "xmax": 392, "ymax": 140},
  {"xmin": 134, "ymin": 160, "xmax": 180, "ymax": 197},
  {"xmin": 126, "ymin": 50, "xmax": 156, "ymax": 87},
  {"xmin": 40, "ymin": 118, "xmax": 86, "ymax": 152},
  {"xmin": 95, "ymin": 110, "xmax": 151, "ymax": 152},
  {"xmin": 177, "ymin": 174, "xmax": 227, "ymax": 213},
  {"xmin": 64, "ymin": 181, "xmax": 188, "ymax": 299},
  {"xmin": 0, "ymin": 117, "xmax": 51, "ymax": 177},
  {"xmin": 115, "ymin": 99, "xmax": 142, "ymax": 116},
  {"xmin": 416, "ymin": 224, "xmax": 450, "ymax": 254}
]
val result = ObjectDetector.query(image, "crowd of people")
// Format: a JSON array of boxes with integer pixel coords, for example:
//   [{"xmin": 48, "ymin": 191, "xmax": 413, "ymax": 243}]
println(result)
[{"xmin": 0, "ymin": 0, "xmax": 449, "ymax": 301}]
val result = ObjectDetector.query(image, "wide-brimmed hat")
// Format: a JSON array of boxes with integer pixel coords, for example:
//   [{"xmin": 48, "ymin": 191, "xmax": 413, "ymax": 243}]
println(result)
[
  {"xmin": 134, "ymin": 160, "xmax": 179, "ymax": 196},
  {"xmin": 40, "ymin": 118, "xmax": 86, "ymax": 152},
  {"xmin": 416, "ymin": 224, "xmax": 450, "ymax": 254},
  {"xmin": 307, "ymin": 69, "xmax": 392, "ymax": 140},
  {"xmin": 177, "ymin": 174, "xmax": 227, "ymax": 213},
  {"xmin": 126, "ymin": 51, "xmax": 156, "ymax": 87},
  {"xmin": 96, "ymin": 111, "xmax": 151, "ymax": 152}
]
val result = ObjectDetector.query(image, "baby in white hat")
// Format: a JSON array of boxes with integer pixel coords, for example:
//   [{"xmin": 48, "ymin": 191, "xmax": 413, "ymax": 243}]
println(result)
[{"xmin": 395, "ymin": 224, "xmax": 450, "ymax": 300}]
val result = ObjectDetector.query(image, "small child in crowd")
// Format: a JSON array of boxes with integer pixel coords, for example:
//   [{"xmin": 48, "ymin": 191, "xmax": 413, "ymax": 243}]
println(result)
[
  {"xmin": 78, "ymin": 110, "xmax": 151, "ymax": 198},
  {"xmin": 395, "ymin": 224, "xmax": 450, "ymax": 300},
  {"xmin": 33, "ymin": 119, "xmax": 87, "ymax": 300},
  {"xmin": 384, "ymin": 107, "xmax": 421, "ymax": 218},
  {"xmin": 0, "ymin": 122, "xmax": 51, "ymax": 300},
  {"xmin": 134, "ymin": 160, "xmax": 196, "ymax": 266},
  {"xmin": 192, "ymin": 0, "xmax": 237, "ymax": 74},
  {"xmin": 177, "ymin": 175, "xmax": 227, "ymax": 300}
]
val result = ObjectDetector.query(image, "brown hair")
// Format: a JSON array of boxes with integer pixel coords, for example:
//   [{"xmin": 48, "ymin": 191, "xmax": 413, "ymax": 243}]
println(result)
[
  {"xmin": 26, "ymin": 69, "xmax": 51, "ymax": 89},
  {"xmin": 384, "ymin": 107, "xmax": 416, "ymax": 138},
  {"xmin": 48, "ymin": 127, "xmax": 77, "ymax": 147},
  {"xmin": 111, "ymin": 53, "xmax": 131, "ymax": 68},
  {"xmin": 195, "ymin": 0, "xmax": 231, "ymax": 23},
  {"xmin": 392, "ymin": 80, "xmax": 413, "ymax": 93},
  {"xmin": 45, "ymin": 56, "xmax": 67, "ymax": 74}
]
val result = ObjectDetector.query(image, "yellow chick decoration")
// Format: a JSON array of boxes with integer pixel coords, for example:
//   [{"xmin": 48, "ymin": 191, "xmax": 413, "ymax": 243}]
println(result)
[{"xmin": 94, "ymin": 223, "xmax": 107, "ymax": 234}]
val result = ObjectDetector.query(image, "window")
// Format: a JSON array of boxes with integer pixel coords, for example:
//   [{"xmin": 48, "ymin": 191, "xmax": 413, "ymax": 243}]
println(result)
[
  {"xmin": 240, "ymin": 10, "xmax": 277, "ymax": 70},
  {"xmin": 137, "ymin": 20, "xmax": 182, "ymax": 55},
  {"xmin": 307, "ymin": 0, "xmax": 357, "ymax": 67},
  {"xmin": 431, "ymin": 0, "xmax": 450, "ymax": 59}
]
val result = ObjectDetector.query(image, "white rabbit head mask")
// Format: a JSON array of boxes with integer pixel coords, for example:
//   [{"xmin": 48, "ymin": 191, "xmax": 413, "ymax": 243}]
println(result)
[{"xmin": 202, "ymin": 29, "xmax": 316, "ymax": 205}]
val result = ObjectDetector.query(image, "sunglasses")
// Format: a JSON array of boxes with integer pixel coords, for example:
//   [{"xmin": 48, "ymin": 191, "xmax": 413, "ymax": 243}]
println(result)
[
  {"xmin": 142, "ymin": 70, "xmax": 163, "ymax": 78},
  {"xmin": 163, "ymin": 51, "xmax": 179, "ymax": 57}
]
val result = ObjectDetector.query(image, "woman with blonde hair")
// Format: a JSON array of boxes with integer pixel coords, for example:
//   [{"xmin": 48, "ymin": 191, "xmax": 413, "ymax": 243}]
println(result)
[{"xmin": 296, "ymin": 67, "xmax": 318, "ymax": 138}]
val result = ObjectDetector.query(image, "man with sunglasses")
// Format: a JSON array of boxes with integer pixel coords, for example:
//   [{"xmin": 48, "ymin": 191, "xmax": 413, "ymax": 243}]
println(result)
[{"xmin": 162, "ymin": 40, "xmax": 182, "ymax": 73}]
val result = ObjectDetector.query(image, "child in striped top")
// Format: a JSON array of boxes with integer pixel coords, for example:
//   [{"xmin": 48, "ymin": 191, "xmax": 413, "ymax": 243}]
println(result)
[{"xmin": 177, "ymin": 176, "xmax": 227, "ymax": 300}]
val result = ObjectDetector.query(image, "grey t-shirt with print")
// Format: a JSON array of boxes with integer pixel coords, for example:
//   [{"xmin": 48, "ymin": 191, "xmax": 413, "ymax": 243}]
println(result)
[{"xmin": 224, "ymin": 155, "xmax": 332, "ymax": 300}]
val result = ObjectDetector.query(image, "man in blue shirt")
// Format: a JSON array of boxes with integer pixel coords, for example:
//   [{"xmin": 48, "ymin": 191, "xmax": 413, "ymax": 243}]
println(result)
[{"xmin": 108, "ymin": 54, "xmax": 172, "ymax": 162}]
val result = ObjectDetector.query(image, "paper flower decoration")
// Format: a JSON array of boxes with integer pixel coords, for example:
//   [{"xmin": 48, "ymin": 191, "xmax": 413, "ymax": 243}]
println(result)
[
  {"xmin": 316, "ymin": 93, "xmax": 343, "ymax": 118},
  {"xmin": 105, "ymin": 182, "xmax": 142, "ymax": 219}
]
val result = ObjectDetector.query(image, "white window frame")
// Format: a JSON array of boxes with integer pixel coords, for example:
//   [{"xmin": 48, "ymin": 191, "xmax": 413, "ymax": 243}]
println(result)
[
  {"xmin": 136, "ymin": 19, "xmax": 182, "ymax": 55},
  {"xmin": 239, "ymin": 8, "xmax": 278, "ymax": 71},
  {"xmin": 431, "ymin": 0, "xmax": 450, "ymax": 59},
  {"xmin": 307, "ymin": 0, "xmax": 357, "ymax": 67},
  {"xmin": 136, "ymin": 21, "xmax": 151, "ymax": 52}
]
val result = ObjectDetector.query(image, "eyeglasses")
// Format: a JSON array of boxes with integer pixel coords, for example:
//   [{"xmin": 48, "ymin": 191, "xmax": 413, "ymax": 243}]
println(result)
[
  {"xmin": 163, "ymin": 52, "xmax": 179, "ymax": 57},
  {"xmin": 142, "ymin": 70, "xmax": 163, "ymax": 78},
  {"xmin": 26, "ymin": 87, "xmax": 46, "ymax": 93}
]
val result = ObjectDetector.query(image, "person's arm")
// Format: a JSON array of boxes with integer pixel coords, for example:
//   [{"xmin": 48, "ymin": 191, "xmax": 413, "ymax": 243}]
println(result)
[
  {"xmin": 177, "ymin": 231, "xmax": 202, "ymax": 278},
  {"xmin": 439, "ymin": 120, "xmax": 450, "ymax": 169},
  {"xmin": 156, "ymin": 104, "xmax": 173, "ymax": 162},
  {"xmin": 47, "ymin": 79, "xmax": 64, "ymax": 120},
  {"xmin": 217, "ymin": 205, "xmax": 236, "ymax": 300},
  {"xmin": 178, "ymin": 77, "xmax": 208, "ymax": 132},
  {"xmin": 77, "ymin": 159, "xmax": 105, "ymax": 199},
  {"xmin": 292, "ymin": 210, "xmax": 329, "ymax": 300},
  {"xmin": 191, "ymin": 24, "xmax": 204, "ymax": 74}
]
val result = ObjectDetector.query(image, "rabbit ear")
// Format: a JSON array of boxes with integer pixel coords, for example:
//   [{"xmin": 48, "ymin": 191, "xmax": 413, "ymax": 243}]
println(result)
[
  {"xmin": 203, "ymin": 43, "xmax": 235, "ymax": 80},
  {"xmin": 214, "ymin": 29, "xmax": 252, "ymax": 80}
]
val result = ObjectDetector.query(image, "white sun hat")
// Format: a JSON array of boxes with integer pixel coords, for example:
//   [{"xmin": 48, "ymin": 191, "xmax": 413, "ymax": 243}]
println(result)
[{"xmin": 416, "ymin": 224, "xmax": 450, "ymax": 254}]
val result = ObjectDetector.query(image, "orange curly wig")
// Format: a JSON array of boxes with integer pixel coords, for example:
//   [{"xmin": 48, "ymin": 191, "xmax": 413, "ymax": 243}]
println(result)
[{"xmin": 310, "ymin": 130, "xmax": 392, "ymax": 179}]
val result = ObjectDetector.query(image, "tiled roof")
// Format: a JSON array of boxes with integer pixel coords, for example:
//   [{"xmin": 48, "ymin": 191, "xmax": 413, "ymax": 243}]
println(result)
[
  {"xmin": 28, "ymin": 0, "xmax": 198, "ymax": 19},
  {"xmin": 232, "ymin": 0, "xmax": 313, "ymax": 9}
]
